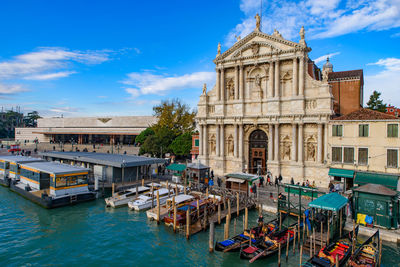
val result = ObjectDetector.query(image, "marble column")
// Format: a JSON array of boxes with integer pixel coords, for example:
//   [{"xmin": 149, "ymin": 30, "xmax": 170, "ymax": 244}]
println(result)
[
  {"xmin": 292, "ymin": 123, "xmax": 297, "ymax": 162},
  {"xmin": 268, "ymin": 124, "xmax": 273, "ymax": 161},
  {"xmin": 216, "ymin": 124, "xmax": 220, "ymax": 157},
  {"xmin": 203, "ymin": 124, "xmax": 208, "ymax": 157},
  {"xmin": 274, "ymin": 123, "xmax": 279, "ymax": 161},
  {"xmin": 298, "ymin": 123, "xmax": 304, "ymax": 163},
  {"xmin": 235, "ymin": 66, "xmax": 239, "ymax": 100},
  {"xmin": 299, "ymin": 57, "xmax": 304, "ymax": 96},
  {"xmin": 220, "ymin": 68, "xmax": 225, "ymax": 102},
  {"xmin": 292, "ymin": 58, "xmax": 298, "ymax": 96},
  {"xmin": 216, "ymin": 68, "xmax": 220, "ymax": 101},
  {"xmin": 199, "ymin": 124, "xmax": 203, "ymax": 156},
  {"xmin": 324, "ymin": 123, "xmax": 328, "ymax": 163},
  {"xmin": 274, "ymin": 61, "xmax": 280, "ymax": 97},
  {"xmin": 234, "ymin": 124, "xmax": 238, "ymax": 158},
  {"xmin": 317, "ymin": 123, "xmax": 323, "ymax": 163},
  {"xmin": 239, "ymin": 124, "xmax": 244, "ymax": 162},
  {"xmin": 239, "ymin": 64, "xmax": 244, "ymax": 100},
  {"xmin": 268, "ymin": 62, "xmax": 274, "ymax": 97},
  {"xmin": 220, "ymin": 124, "xmax": 225, "ymax": 158}
]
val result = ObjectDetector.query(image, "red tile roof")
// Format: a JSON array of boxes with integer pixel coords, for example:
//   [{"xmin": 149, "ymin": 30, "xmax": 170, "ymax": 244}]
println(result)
[
  {"xmin": 328, "ymin": 69, "xmax": 363, "ymax": 80},
  {"xmin": 332, "ymin": 108, "xmax": 400, "ymax": 121}
]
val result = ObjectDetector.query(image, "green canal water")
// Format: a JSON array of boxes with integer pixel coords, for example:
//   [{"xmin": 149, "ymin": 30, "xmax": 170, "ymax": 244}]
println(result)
[{"xmin": 1, "ymin": 186, "xmax": 399, "ymax": 267}]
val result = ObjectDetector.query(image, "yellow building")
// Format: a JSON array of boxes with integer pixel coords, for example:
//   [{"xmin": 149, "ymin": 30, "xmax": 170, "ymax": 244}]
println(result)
[{"xmin": 328, "ymin": 108, "xmax": 400, "ymax": 191}]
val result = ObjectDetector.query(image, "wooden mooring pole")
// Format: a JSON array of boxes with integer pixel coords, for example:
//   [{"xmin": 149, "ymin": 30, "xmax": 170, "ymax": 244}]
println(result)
[
  {"xmin": 352, "ymin": 220, "xmax": 356, "ymax": 254},
  {"xmin": 173, "ymin": 197, "xmax": 177, "ymax": 233},
  {"xmin": 112, "ymin": 183, "xmax": 115, "ymax": 196},
  {"xmin": 218, "ymin": 203, "xmax": 221, "ymax": 224},
  {"xmin": 186, "ymin": 209, "xmax": 190, "ymax": 239},
  {"xmin": 244, "ymin": 207, "xmax": 248, "ymax": 230},
  {"xmin": 234, "ymin": 218, "xmax": 236, "ymax": 234},
  {"xmin": 209, "ymin": 222, "xmax": 215, "ymax": 253},
  {"xmin": 309, "ymin": 231, "xmax": 312, "ymax": 257},
  {"xmin": 299, "ymin": 245, "xmax": 303, "ymax": 265},
  {"xmin": 278, "ymin": 243, "xmax": 281, "ymax": 267},
  {"xmin": 156, "ymin": 190, "xmax": 160, "ymax": 224},
  {"xmin": 227, "ymin": 199, "xmax": 231, "ymax": 218},
  {"xmin": 236, "ymin": 192, "xmax": 239, "ymax": 216},
  {"xmin": 320, "ymin": 221, "xmax": 323, "ymax": 249},
  {"xmin": 298, "ymin": 216, "xmax": 301, "ymax": 249},
  {"xmin": 136, "ymin": 185, "xmax": 138, "ymax": 197},
  {"xmin": 378, "ymin": 239, "xmax": 382, "ymax": 266},
  {"xmin": 293, "ymin": 229, "xmax": 296, "ymax": 254},
  {"xmin": 142, "ymin": 179, "xmax": 144, "ymax": 187},
  {"xmin": 206, "ymin": 187, "xmax": 209, "ymax": 198},
  {"xmin": 313, "ymin": 228, "xmax": 316, "ymax": 254},
  {"xmin": 197, "ymin": 200, "xmax": 200, "ymax": 218},
  {"xmin": 303, "ymin": 214, "xmax": 306, "ymax": 242},
  {"xmin": 279, "ymin": 212, "xmax": 282, "ymax": 230},
  {"xmin": 335, "ymin": 254, "xmax": 339, "ymax": 267},
  {"xmin": 339, "ymin": 209, "xmax": 342, "ymax": 237}
]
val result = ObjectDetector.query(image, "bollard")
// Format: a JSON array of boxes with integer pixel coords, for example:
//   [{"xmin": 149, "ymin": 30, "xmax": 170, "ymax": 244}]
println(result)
[
  {"xmin": 226, "ymin": 214, "xmax": 230, "ymax": 237},
  {"xmin": 156, "ymin": 190, "xmax": 160, "ymax": 224},
  {"xmin": 236, "ymin": 192, "xmax": 239, "ymax": 216},
  {"xmin": 142, "ymin": 179, "xmax": 144, "ymax": 187},
  {"xmin": 184, "ymin": 184, "xmax": 187, "ymax": 195},
  {"xmin": 309, "ymin": 231, "xmax": 312, "ymax": 257},
  {"xmin": 244, "ymin": 207, "xmax": 248, "ymax": 230},
  {"xmin": 209, "ymin": 222, "xmax": 215, "ymax": 253},
  {"xmin": 234, "ymin": 218, "xmax": 237, "ymax": 234},
  {"xmin": 136, "ymin": 185, "xmax": 138, "ymax": 197},
  {"xmin": 228, "ymin": 199, "xmax": 231, "ymax": 218},
  {"xmin": 279, "ymin": 212, "xmax": 282, "ymax": 230},
  {"xmin": 186, "ymin": 209, "xmax": 190, "ymax": 239}
]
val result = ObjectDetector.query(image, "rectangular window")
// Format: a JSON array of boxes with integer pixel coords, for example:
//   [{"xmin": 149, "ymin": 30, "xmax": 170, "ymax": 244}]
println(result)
[
  {"xmin": 359, "ymin": 124, "xmax": 369, "ymax": 137},
  {"xmin": 387, "ymin": 149, "xmax": 398, "ymax": 168},
  {"xmin": 332, "ymin": 147, "xmax": 342, "ymax": 163},
  {"xmin": 194, "ymin": 139, "xmax": 199, "ymax": 147},
  {"xmin": 358, "ymin": 148, "xmax": 368, "ymax": 165},
  {"xmin": 344, "ymin": 147, "xmax": 355, "ymax": 164},
  {"xmin": 387, "ymin": 124, "xmax": 398, "ymax": 137},
  {"xmin": 332, "ymin": 125, "xmax": 343, "ymax": 137}
]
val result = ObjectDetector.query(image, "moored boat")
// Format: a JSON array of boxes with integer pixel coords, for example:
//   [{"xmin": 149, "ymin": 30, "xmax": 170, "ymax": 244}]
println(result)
[
  {"xmin": 128, "ymin": 188, "xmax": 174, "ymax": 211},
  {"xmin": 105, "ymin": 186, "xmax": 149, "ymax": 208},
  {"xmin": 146, "ymin": 194, "xmax": 195, "ymax": 220},
  {"xmin": 304, "ymin": 225, "xmax": 359, "ymax": 267},
  {"xmin": 348, "ymin": 230, "xmax": 379, "ymax": 267}
]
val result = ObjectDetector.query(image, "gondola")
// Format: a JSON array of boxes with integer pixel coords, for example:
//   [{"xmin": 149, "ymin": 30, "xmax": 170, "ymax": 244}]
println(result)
[
  {"xmin": 239, "ymin": 222, "xmax": 297, "ymax": 262},
  {"xmin": 214, "ymin": 215, "xmax": 283, "ymax": 252},
  {"xmin": 304, "ymin": 225, "xmax": 359, "ymax": 267},
  {"xmin": 348, "ymin": 230, "xmax": 379, "ymax": 267}
]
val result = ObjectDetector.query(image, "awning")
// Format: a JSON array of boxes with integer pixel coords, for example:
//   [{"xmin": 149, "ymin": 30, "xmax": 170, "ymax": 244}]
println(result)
[
  {"xmin": 354, "ymin": 172, "xmax": 399, "ymax": 190},
  {"xmin": 225, "ymin": 173, "xmax": 259, "ymax": 182},
  {"xmin": 328, "ymin": 168, "xmax": 354, "ymax": 178},
  {"xmin": 166, "ymin": 163, "xmax": 186, "ymax": 172},
  {"xmin": 226, "ymin": 178, "xmax": 246, "ymax": 184},
  {"xmin": 308, "ymin": 193, "xmax": 348, "ymax": 212}
]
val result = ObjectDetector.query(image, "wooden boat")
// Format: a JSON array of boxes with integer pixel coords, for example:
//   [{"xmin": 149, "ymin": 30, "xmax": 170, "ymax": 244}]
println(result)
[
  {"xmin": 105, "ymin": 186, "xmax": 150, "ymax": 208},
  {"xmin": 146, "ymin": 194, "xmax": 194, "ymax": 220},
  {"xmin": 214, "ymin": 215, "xmax": 283, "ymax": 252},
  {"xmin": 304, "ymin": 225, "xmax": 359, "ymax": 267},
  {"xmin": 348, "ymin": 230, "xmax": 379, "ymax": 267},
  {"xmin": 239, "ymin": 223, "xmax": 296, "ymax": 261}
]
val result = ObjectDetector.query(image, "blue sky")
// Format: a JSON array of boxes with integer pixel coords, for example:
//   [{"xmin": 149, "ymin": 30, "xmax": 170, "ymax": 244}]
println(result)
[{"xmin": 0, "ymin": 0, "xmax": 400, "ymax": 117}]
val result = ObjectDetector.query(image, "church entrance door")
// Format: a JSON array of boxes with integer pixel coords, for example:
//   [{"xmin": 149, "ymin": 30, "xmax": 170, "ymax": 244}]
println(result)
[{"xmin": 248, "ymin": 130, "xmax": 268, "ymax": 174}]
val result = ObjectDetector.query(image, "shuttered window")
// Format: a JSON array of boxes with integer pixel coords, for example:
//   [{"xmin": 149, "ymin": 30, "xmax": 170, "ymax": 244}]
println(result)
[
  {"xmin": 387, "ymin": 124, "xmax": 398, "ymax": 138},
  {"xmin": 358, "ymin": 148, "xmax": 368, "ymax": 165},
  {"xmin": 332, "ymin": 125, "xmax": 343, "ymax": 137},
  {"xmin": 344, "ymin": 147, "xmax": 355, "ymax": 164},
  {"xmin": 332, "ymin": 147, "xmax": 342, "ymax": 163},
  {"xmin": 359, "ymin": 124, "xmax": 369, "ymax": 137},
  {"xmin": 387, "ymin": 149, "xmax": 398, "ymax": 168}
]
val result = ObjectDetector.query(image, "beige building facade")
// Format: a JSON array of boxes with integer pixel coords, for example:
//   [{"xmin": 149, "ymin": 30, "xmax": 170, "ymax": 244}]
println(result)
[{"xmin": 197, "ymin": 19, "xmax": 334, "ymax": 186}]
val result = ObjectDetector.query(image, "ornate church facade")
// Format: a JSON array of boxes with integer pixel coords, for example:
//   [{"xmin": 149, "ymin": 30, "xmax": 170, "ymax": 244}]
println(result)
[{"xmin": 197, "ymin": 18, "xmax": 334, "ymax": 186}]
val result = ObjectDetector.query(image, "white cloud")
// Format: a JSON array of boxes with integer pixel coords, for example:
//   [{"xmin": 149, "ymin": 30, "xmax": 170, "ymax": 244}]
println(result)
[
  {"xmin": 24, "ymin": 71, "xmax": 77, "ymax": 80},
  {"xmin": 365, "ymin": 57, "xmax": 400, "ymax": 106},
  {"xmin": 0, "ymin": 83, "xmax": 28, "ymax": 94},
  {"xmin": 313, "ymin": 52, "xmax": 341, "ymax": 64},
  {"xmin": 122, "ymin": 71, "xmax": 215, "ymax": 98},
  {"xmin": 226, "ymin": 0, "xmax": 400, "ymax": 46},
  {"xmin": 49, "ymin": 106, "xmax": 79, "ymax": 114},
  {"xmin": 0, "ymin": 47, "xmax": 111, "ymax": 80}
]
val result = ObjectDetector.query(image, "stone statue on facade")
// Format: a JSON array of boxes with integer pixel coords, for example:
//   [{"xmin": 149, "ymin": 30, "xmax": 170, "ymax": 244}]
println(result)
[
  {"xmin": 307, "ymin": 143, "xmax": 316, "ymax": 161},
  {"xmin": 299, "ymin": 26, "xmax": 306, "ymax": 46},
  {"xmin": 228, "ymin": 137, "xmax": 234, "ymax": 156},
  {"xmin": 227, "ymin": 79, "xmax": 235, "ymax": 100},
  {"xmin": 217, "ymin": 42, "xmax": 221, "ymax": 56},
  {"xmin": 322, "ymin": 68, "xmax": 329, "ymax": 82},
  {"xmin": 202, "ymin": 83, "xmax": 207, "ymax": 95},
  {"xmin": 255, "ymin": 13, "xmax": 261, "ymax": 31},
  {"xmin": 235, "ymin": 35, "xmax": 241, "ymax": 41},
  {"xmin": 282, "ymin": 142, "xmax": 291, "ymax": 160}
]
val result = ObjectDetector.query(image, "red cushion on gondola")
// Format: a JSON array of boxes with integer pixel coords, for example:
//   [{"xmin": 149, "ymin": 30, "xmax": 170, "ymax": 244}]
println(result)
[{"xmin": 243, "ymin": 246, "xmax": 258, "ymax": 254}]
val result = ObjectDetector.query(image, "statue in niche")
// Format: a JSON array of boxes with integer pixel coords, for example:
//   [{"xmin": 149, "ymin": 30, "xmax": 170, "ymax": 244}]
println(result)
[
  {"xmin": 227, "ymin": 79, "xmax": 235, "ymax": 100},
  {"xmin": 282, "ymin": 142, "xmax": 291, "ymax": 160},
  {"xmin": 227, "ymin": 135, "xmax": 234, "ymax": 156},
  {"xmin": 254, "ymin": 74, "xmax": 261, "ymax": 89},
  {"xmin": 209, "ymin": 135, "xmax": 216, "ymax": 154},
  {"xmin": 307, "ymin": 143, "xmax": 316, "ymax": 161}
]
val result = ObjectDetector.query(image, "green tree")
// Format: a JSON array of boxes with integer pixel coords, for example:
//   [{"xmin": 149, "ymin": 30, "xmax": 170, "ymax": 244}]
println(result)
[
  {"xmin": 152, "ymin": 99, "xmax": 196, "ymax": 136},
  {"xmin": 169, "ymin": 132, "xmax": 193, "ymax": 156},
  {"xmin": 366, "ymin": 91, "xmax": 387, "ymax": 112},
  {"xmin": 135, "ymin": 127, "xmax": 154, "ymax": 145},
  {"xmin": 139, "ymin": 127, "xmax": 175, "ymax": 157},
  {"xmin": 23, "ymin": 111, "xmax": 41, "ymax": 127}
]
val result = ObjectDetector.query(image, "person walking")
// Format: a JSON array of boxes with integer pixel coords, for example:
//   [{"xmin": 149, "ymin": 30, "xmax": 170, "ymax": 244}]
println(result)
[
  {"xmin": 290, "ymin": 177, "xmax": 294, "ymax": 185},
  {"xmin": 278, "ymin": 174, "xmax": 283, "ymax": 184},
  {"xmin": 274, "ymin": 176, "xmax": 279, "ymax": 187},
  {"xmin": 217, "ymin": 177, "xmax": 222, "ymax": 188}
]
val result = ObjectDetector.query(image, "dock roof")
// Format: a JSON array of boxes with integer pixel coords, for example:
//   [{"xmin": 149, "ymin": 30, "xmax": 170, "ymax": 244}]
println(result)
[
  {"xmin": 20, "ymin": 161, "xmax": 89, "ymax": 175},
  {"xmin": 308, "ymin": 193, "xmax": 348, "ymax": 212},
  {"xmin": 40, "ymin": 152, "xmax": 166, "ymax": 168},
  {"xmin": 0, "ymin": 155, "xmax": 43, "ymax": 164}
]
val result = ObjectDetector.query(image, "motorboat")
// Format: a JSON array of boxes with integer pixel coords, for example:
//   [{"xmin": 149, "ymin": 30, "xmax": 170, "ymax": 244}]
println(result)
[
  {"xmin": 128, "ymin": 188, "xmax": 174, "ymax": 211},
  {"xmin": 105, "ymin": 186, "xmax": 149, "ymax": 208}
]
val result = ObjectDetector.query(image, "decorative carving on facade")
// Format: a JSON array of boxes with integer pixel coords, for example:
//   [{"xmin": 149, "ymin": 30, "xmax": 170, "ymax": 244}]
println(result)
[
  {"xmin": 251, "ymin": 43, "xmax": 260, "ymax": 55},
  {"xmin": 98, "ymin": 118, "xmax": 111, "ymax": 123},
  {"xmin": 226, "ymin": 78, "xmax": 235, "ymax": 100},
  {"xmin": 207, "ymin": 105, "xmax": 215, "ymax": 114},
  {"xmin": 202, "ymin": 83, "xmax": 207, "ymax": 95},
  {"xmin": 305, "ymin": 100, "xmax": 317, "ymax": 109},
  {"xmin": 305, "ymin": 135, "xmax": 316, "ymax": 161}
]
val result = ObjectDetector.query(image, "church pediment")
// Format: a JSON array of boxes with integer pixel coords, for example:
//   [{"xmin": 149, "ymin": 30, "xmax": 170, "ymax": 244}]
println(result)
[{"xmin": 214, "ymin": 31, "xmax": 308, "ymax": 63}]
